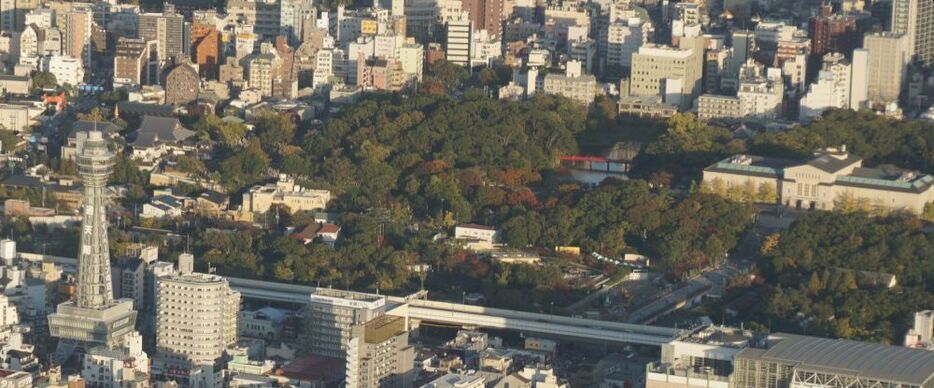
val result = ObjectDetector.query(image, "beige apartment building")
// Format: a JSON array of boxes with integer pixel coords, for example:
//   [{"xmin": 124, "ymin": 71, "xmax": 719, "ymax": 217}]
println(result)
[
  {"xmin": 138, "ymin": 6, "xmax": 187, "ymax": 62},
  {"xmin": 542, "ymin": 60, "xmax": 596, "ymax": 105},
  {"xmin": 697, "ymin": 60, "xmax": 783, "ymax": 121},
  {"xmin": 629, "ymin": 44, "xmax": 703, "ymax": 110},
  {"xmin": 346, "ymin": 315, "xmax": 415, "ymax": 388},
  {"xmin": 697, "ymin": 94, "xmax": 743, "ymax": 119},
  {"xmin": 703, "ymin": 147, "xmax": 934, "ymax": 214},
  {"xmin": 63, "ymin": 7, "xmax": 93, "ymax": 64},
  {"xmin": 864, "ymin": 32, "xmax": 909, "ymax": 103},
  {"xmin": 891, "ymin": 0, "xmax": 934, "ymax": 67},
  {"xmin": 242, "ymin": 175, "xmax": 331, "ymax": 214}
]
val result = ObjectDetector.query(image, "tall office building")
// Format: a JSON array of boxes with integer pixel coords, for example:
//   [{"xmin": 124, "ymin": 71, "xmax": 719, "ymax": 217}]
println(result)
[
  {"xmin": 345, "ymin": 315, "xmax": 415, "ymax": 388},
  {"xmin": 864, "ymin": 32, "xmax": 909, "ymax": 102},
  {"xmin": 63, "ymin": 6, "xmax": 93, "ymax": 66},
  {"xmin": 301, "ymin": 289, "xmax": 386, "ymax": 358},
  {"xmin": 114, "ymin": 38, "xmax": 157, "ymax": 88},
  {"xmin": 0, "ymin": 0, "xmax": 39, "ymax": 33},
  {"xmin": 228, "ymin": 0, "xmax": 282, "ymax": 38},
  {"xmin": 138, "ymin": 5, "xmax": 189, "ymax": 64},
  {"xmin": 460, "ymin": 0, "xmax": 503, "ymax": 37},
  {"xmin": 728, "ymin": 30, "xmax": 755, "ymax": 80},
  {"xmin": 630, "ymin": 44, "xmax": 704, "ymax": 110},
  {"xmin": 48, "ymin": 131, "xmax": 138, "ymax": 364},
  {"xmin": 774, "ymin": 37, "xmax": 810, "ymax": 91},
  {"xmin": 280, "ymin": 0, "xmax": 316, "ymax": 44},
  {"xmin": 808, "ymin": 3, "xmax": 859, "ymax": 56},
  {"xmin": 891, "ymin": 0, "xmax": 934, "ymax": 66},
  {"xmin": 445, "ymin": 12, "xmax": 471, "ymax": 66},
  {"xmin": 849, "ymin": 48, "xmax": 869, "ymax": 109},
  {"xmin": 191, "ymin": 22, "xmax": 222, "ymax": 79},
  {"xmin": 603, "ymin": 17, "xmax": 651, "ymax": 76}
]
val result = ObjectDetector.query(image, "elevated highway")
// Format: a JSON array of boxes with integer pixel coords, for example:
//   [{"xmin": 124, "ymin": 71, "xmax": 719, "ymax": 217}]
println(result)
[
  {"xmin": 225, "ymin": 277, "xmax": 686, "ymax": 346},
  {"xmin": 19, "ymin": 254, "xmax": 687, "ymax": 346}
]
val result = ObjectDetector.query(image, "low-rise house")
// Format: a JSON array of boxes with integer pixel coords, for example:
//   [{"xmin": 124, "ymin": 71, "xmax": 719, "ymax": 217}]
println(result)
[
  {"xmin": 239, "ymin": 307, "xmax": 286, "ymax": 341},
  {"xmin": 195, "ymin": 191, "xmax": 229, "ymax": 215},
  {"xmin": 454, "ymin": 224, "xmax": 499, "ymax": 250},
  {"xmin": 290, "ymin": 223, "xmax": 341, "ymax": 246},
  {"xmin": 0, "ymin": 175, "xmax": 83, "ymax": 210},
  {"xmin": 140, "ymin": 195, "xmax": 185, "ymax": 218},
  {"xmin": 129, "ymin": 116, "xmax": 197, "ymax": 168}
]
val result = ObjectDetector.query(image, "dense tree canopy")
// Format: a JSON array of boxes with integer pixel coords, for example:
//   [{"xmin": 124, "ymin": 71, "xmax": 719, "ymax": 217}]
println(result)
[
  {"xmin": 735, "ymin": 212, "xmax": 934, "ymax": 343},
  {"xmin": 751, "ymin": 110, "xmax": 934, "ymax": 172},
  {"xmin": 164, "ymin": 94, "xmax": 759, "ymax": 310},
  {"xmin": 298, "ymin": 94, "xmax": 586, "ymax": 216},
  {"xmin": 629, "ymin": 110, "xmax": 934, "ymax": 185}
]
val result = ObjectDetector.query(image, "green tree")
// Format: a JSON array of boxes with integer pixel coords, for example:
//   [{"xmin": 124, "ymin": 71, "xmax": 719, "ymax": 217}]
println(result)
[
  {"xmin": 0, "ymin": 130, "xmax": 21, "ymax": 152},
  {"xmin": 757, "ymin": 182, "xmax": 777, "ymax": 203},
  {"xmin": 807, "ymin": 272, "xmax": 821, "ymax": 294},
  {"xmin": 254, "ymin": 110, "xmax": 296, "ymax": 151},
  {"xmin": 32, "ymin": 71, "xmax": 57, "ymax": 89}
]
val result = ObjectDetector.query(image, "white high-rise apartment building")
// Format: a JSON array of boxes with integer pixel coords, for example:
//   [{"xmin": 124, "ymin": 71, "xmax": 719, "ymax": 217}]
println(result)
[
  {"xmin": 849, "ymin": 49, "xmax": 869, "ymax": 110},
  {"xmin": 24, "ymin": 8, "xmax": 53, "ymax": 29},
  {"xmin": 397, "ymin": 42, "xmax": 424, "ymax": 81},
  {"xmin": 470, "ymin": 28, "xmax": 501, "ymax": 66},
  {"xmin": 891, "ymin": 0, "xmax": 934, "ymax": 66},
  {"xmin": 313, "ymin": 49, "xmax": 335, "ymax": 88},
  {"xmin": 301, "ymin": 289, "xmax": 386, "ymax": 358},
  {"xmin": 445, "ymin": 12, "xmax": 471, "ymax": 66},
  {"xmin": 156, "ymin": 271, "xmax": 240, "ymax": 367},
  {"xmin": 604, "ymin": 17, "xmax": 650, "ymax": 73},
  {"xmin": 0, "ymin": 295, "xmax": 18, "ymax": 332},
  {"xmin": 736, "ymin": 60, "xmax": 784, "ymax": 120},
  {"xmin": 799, "ymin": 53, "xmax": 851, "ymax": 121}
]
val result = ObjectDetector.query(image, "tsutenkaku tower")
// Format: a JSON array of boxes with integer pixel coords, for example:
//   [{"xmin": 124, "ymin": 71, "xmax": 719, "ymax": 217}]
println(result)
[
  {"xmin": 74, "ymin": 130, "xmax": 115, "ymax": 308},
  {"xmin": 48, "ymin": 130, "xmax": 137, "ymax": 364}
]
